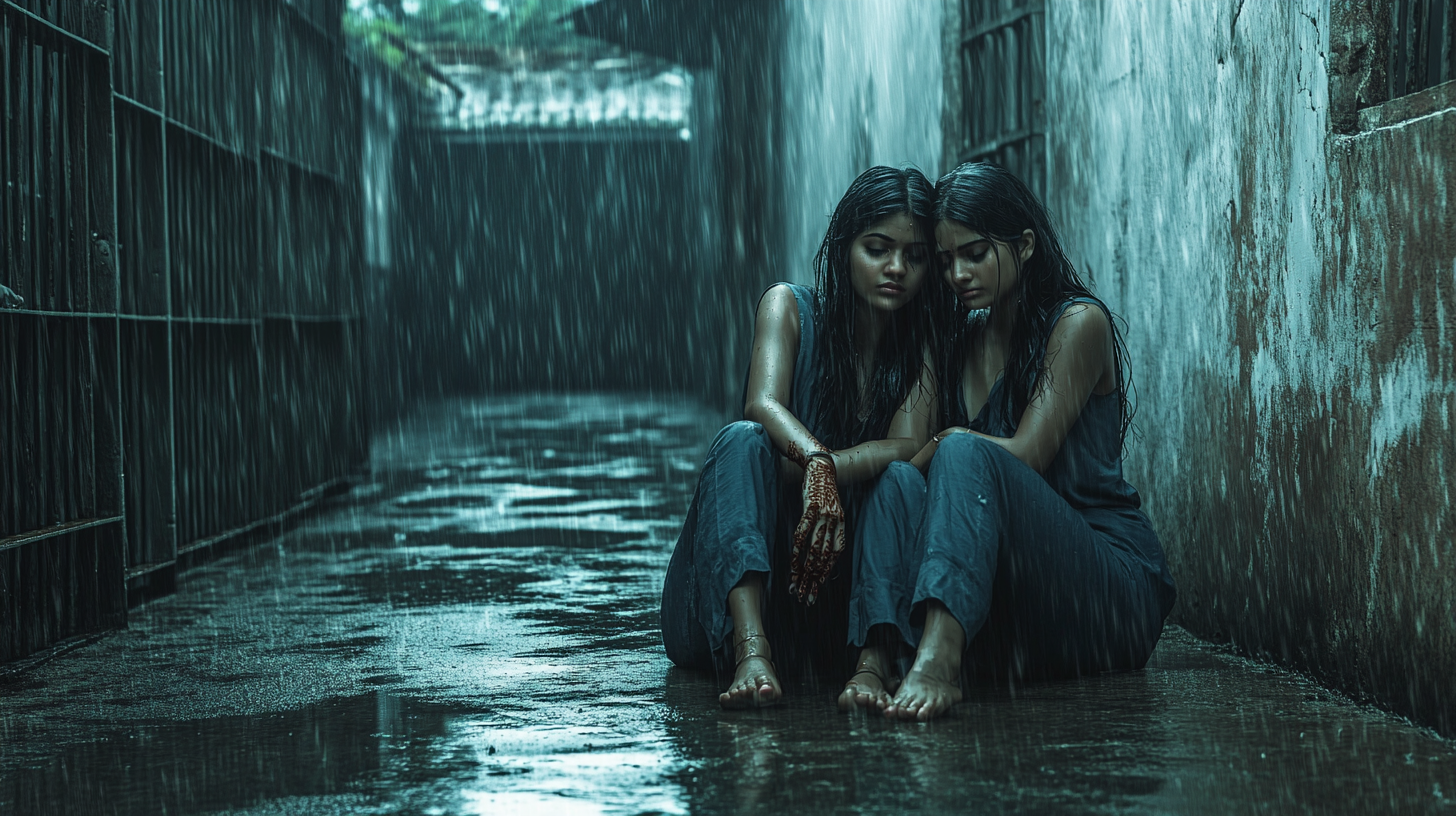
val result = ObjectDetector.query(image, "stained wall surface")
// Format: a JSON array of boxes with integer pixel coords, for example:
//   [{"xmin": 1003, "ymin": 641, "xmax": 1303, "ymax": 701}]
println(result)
[{"xmin": 1043, "ymin": 1, "xmax": 1455, "ymax": 732}]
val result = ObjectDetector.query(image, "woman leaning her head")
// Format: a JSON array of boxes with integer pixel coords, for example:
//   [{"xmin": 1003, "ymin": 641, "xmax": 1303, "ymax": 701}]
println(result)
[
  {"xmin": 841, "ymin": 162, "xmax": 1176, "ymax": 721},
  {"xmin": 929, "ymin": 160, "xmax": 1131, "ymax": 440}
]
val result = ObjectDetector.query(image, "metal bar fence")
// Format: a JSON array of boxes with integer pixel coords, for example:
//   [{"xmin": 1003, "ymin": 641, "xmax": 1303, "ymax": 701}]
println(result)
[
  {"xmin": 1390, "ymin": 0, "xmax": 1455, "ymax": 99},
  {"xmin": 953, "ymin": 0, "xmax": 1046, "ymax": 199},
  {"xmin": 1, "ymin": 0, "xmax": 365, "ymax": 664}
]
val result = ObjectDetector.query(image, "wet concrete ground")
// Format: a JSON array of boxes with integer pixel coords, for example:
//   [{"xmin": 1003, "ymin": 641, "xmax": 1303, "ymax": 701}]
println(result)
[{"xmin": 2, "ymin": 395, "xmax": 1454, "ymax": 815}]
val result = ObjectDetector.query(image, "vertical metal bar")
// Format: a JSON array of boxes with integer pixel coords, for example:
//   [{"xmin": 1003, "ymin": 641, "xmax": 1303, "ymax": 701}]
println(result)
[
  {"xmin": 1438, "ymin": 0, "xmax": 1450, "ymax": 84},
  {"xmin": 89, "ymin": 49, "xmax": 118, "ymax": 316},
  {"xmin": 159, "ymin": 0, "xmax": 176, "ymax": 563},
  {"xmin": 58, "ymin": 318, "xmax": 71, "ymax": 525},
  {"xmin": 1413, "ymin": 0, "xmax": 1432, "ymax": 93},
  {"xmin": 31, "ymin": 315, "xmax": 43, "ymax": 532},
  {"xmin": 48, "ymin": 44, "xmax": 61, "ymax": 311},
  {"xmin": 3, "ymin": 16, "xmax": 14, "ymax": 311},
  {"xmin": 67, "ymin": 46, "xmax": 81, "ymax": 312},
  {"xmin": 47, "ymin": 317, "xmax": 60, "ymax": 524},
  {"xmin": 21, "ymin": 36, "xmax": 35, "ymax": 306},
  {"xmin": 172, "ymin": 140, "xmax": 185, "ymax": 316},
  {"xmin": 1392, "ymin": 0, "xmax": 1411, "ymax": 99},
  {"xmin": 106, "ymin": 4, "xmax": 124, "ymax": 541},
  {"xmin": 54, "ymin": 44, "xmax": 68, "ymax": 312},
  {"xmin": 41, "ymin": 44, "xmax": 55, "ymax": 311},
  {"xmin": 1, "ymin": 318, "xmax": 13, "ymax": 537},
  {"xmin": 15, "ymin": 320, "xmax": 28, "ymax": 533},
  {"xmin": 19, "ymin": 26, "xmax": 30, "ymax": 306},
  {"xmin": 67, "ymin": 50, "xmax": 84, "ymax": 312},
  {"xmin": 78, "ymin": 318, "xmax": 97, "ymax": 523},
  {"xmin": 1424, "ymin": 0, "xmax": 1446, "ymax": 88}
]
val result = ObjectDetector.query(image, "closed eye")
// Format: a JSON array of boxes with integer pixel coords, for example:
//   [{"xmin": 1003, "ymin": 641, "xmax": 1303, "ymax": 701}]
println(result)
[{"xmin": 960, "ymin": 240, "xmax": 992, "ymax": 263}]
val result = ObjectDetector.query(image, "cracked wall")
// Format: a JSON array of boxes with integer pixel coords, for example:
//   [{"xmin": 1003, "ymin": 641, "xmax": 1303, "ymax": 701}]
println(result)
[{"xmin": 1045, "ymin": 0, "xmax": 1455, "ymax": 732}]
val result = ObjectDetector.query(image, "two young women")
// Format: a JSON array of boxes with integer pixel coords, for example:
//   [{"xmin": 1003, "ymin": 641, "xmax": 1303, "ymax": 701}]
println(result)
[{"xmin": 660, "ymin": 163, "xmax": 1177, "ymax": 720}]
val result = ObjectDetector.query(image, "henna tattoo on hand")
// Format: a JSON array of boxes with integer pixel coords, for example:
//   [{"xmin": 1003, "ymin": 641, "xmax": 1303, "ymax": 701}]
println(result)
[
  {"xmin": 786, "ymin": 441, "xmax": 809, "ymax": 469},
  {"xmin": 785, "ymin": 437, "xmax": 831, "ymax": 470},
  {"xmin": 790, "ymin": 455, "xmax": 845, "ymax": 606}
]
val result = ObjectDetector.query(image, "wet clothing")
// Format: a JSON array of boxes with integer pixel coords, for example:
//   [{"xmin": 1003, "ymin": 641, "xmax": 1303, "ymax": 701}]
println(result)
[
  {"xmin": 660, "ymin": 283, "xmax": 891, "ymax": 679},
  {"xmin": 850, "ymin": 298, "xmax": 1177, "ymax": 680}
]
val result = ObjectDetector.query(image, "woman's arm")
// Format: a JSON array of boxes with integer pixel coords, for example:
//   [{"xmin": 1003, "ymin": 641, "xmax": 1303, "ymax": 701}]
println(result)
[
  {"xmin": 977, "ymin": 303, "xmax": 1114, "ymax": 473},
  {"xmin": 827, "ymin": 350, "xmax": 937, "ymax": 484},
  {"xmin": 743, "ymin": 285, "xmax": 843, "ymax": 604},
  {"xmin": 743, "ymin": 284, "xmax": 832, "ymax": 463}
]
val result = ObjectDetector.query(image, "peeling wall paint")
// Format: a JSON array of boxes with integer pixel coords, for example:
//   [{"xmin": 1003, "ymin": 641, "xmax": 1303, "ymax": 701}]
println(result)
[{"xmin": 1045, "ymin": 0, "xmax": 1455, "ymax": 733}]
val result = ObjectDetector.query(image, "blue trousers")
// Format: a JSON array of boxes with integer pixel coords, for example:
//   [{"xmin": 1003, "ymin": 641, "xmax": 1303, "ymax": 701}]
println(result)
[
  {"xmin": 660, "ymin": 421, "xmax": 875, "ymax": 679},
  {"xmin": 850, "ymin": 433, "xmax": 1168, "ymax": 681}
]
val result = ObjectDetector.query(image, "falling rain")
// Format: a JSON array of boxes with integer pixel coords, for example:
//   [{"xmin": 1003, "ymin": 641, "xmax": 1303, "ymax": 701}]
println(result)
[{"xmin": 1, "ymin": 0, "xmax": 1454, "ymax": 814}]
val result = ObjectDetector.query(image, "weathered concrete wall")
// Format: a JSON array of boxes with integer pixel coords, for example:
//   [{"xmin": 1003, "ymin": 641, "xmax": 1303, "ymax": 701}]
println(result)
[
  {"xmin": 1045, "ymin": 1, "xmax": 1455, "ymax": 732},
  {"xmin": 779, "ymin": 0, "xmax": 943, "ymax": 283}
]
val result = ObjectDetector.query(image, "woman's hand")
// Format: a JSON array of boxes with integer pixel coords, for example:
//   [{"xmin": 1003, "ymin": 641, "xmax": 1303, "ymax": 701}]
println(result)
[
  {"xmin": 789, "ymin": 455, "xmax": 846, "ymax": 605},
  {"xmin": 911, "ymin": 427, "xmax": 971, "ymax": 473}
]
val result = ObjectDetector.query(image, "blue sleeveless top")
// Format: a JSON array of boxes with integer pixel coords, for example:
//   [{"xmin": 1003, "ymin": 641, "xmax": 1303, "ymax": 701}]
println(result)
[
  {"xmin": 743, "ymin": 283, "xmax": 833, "ymax": 441},
  {"xmin": 946, "ymin": 298, "xmax": 1177, "ymax": 611},
  {"xmin": 783, "ymin": 284, "xmax": 823, "ymax": 434}
]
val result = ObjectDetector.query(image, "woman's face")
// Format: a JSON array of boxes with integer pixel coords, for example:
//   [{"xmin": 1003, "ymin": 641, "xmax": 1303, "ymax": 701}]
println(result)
[
  {"xmin": 847, "ymin": 213, "xmax": 929, "ymax": 313},
  {"xmin": 935, "ymin": 220, "xmax": 1035, "ymax": 311}
]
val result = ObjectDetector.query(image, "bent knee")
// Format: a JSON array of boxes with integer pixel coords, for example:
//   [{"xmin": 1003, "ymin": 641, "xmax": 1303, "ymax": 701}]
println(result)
[
  {"xmin": 879, "ymin": 460, "xmax": 926, "ymax": 497},
  {"xmin": 862, "ymin": 460, "xmax": 926, "ymax": 522},
  {"xmin": 711, "ymin": 420, "xmax": 770, "ymax": 452},
  {"xmin": 934, "ymin": 431, "xmax": 1007, "ymax": 469},
  {"xmin": 931, "ymin": 431, "xmax": 1025, "ymax": 469}
]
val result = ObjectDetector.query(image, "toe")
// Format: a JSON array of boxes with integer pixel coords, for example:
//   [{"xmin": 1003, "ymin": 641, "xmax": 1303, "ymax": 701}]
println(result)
[{"xmin": 898, "ymin": 697, "xmax": 923, "ymax": 720}]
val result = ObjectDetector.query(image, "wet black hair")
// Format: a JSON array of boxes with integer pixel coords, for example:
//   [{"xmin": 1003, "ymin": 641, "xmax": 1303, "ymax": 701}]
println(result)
[
  {"xmin": 809, "ymin": 165, "xmax": 937, "ymax": 450},
  {"xmin": 932, "ymin": 161, "xmax": 1133, "ymax": 443}
]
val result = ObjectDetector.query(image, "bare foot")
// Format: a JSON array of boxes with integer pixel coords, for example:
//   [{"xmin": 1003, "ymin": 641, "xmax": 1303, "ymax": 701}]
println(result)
[
  {"xmin": 837, "ymin": 647, "xmax": 898, "ymax": 712},
  {"xmin": 837, "ymin": 669, "xmax": 898, "ymax": 712},
  {"xmin": 884, "ymin": 661, "xmax": 961, "ymax": 721},
  {"xmin": 720, "ymin": 637, "xmax": 782, "ymax": 709}
]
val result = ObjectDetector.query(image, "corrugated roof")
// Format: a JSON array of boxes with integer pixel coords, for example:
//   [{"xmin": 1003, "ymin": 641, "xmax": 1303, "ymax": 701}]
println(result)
[{"xmin": 427, "ymin": 58, "xmax": 691, "ymax": 135}]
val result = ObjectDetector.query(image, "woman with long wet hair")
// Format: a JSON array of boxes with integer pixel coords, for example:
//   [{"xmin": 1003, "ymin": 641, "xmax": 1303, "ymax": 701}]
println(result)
[
  {"xmin": 661, "ymin": 166, "xmax": 939, "ymax": 708},
  {"xmin": 844, "ymin": 162, "xmax": 1177, "ymax": 719}
]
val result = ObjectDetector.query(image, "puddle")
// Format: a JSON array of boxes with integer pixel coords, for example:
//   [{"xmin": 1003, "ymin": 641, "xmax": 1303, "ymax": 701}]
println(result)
[{"xmin": 3, "ymin": 397, "xmax": 1454, "ymax": 815}]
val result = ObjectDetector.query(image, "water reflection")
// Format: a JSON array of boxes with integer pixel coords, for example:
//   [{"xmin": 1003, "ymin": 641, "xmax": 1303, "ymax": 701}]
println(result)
[{"xmin": 2, "ymin": 396, "xmax": 1454, "ymax": 815}]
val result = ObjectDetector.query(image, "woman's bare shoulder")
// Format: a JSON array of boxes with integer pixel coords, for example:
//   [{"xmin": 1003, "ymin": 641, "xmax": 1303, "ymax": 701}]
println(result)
[
  {"xmin": 1048, "ymin": 300, "xmax": 1111, "ymax": 349},
  {"xmin": 754, "ymin": 283, "xmax": 802, "ymax": 336}
]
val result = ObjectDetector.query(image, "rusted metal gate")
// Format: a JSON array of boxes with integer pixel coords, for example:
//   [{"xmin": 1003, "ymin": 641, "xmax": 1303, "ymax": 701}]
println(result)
[
  {"xmin": 2, "ymin": 0, "xmax": 365, "ymax": 665},
  {"xmin": 943, "ymin": 0, "xmax": 1046, "ymax": 198}
]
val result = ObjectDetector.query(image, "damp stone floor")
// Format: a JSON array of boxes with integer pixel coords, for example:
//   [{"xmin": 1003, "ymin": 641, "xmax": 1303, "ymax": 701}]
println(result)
[{"xmin": 1, "ymin": 395, "xmax": 1453, "ymax": 816}]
